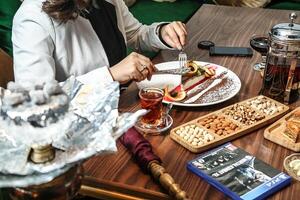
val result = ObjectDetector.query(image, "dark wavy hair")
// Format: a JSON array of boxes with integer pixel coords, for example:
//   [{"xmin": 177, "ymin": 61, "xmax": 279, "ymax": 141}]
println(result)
[{"xmin": 42, "ymin": 0, "xmax": 90, "ymax": 23}]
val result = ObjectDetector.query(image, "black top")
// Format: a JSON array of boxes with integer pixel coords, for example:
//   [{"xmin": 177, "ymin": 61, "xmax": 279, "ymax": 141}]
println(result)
[{"xmin": 85, "ymin": 0, "xmax": 127, "ymax": 67}]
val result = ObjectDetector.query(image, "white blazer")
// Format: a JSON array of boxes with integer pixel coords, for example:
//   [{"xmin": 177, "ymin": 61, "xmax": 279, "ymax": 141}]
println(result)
[{"xmin": 12, "ymin": 0, "xmax": 170, "ymax": 86}]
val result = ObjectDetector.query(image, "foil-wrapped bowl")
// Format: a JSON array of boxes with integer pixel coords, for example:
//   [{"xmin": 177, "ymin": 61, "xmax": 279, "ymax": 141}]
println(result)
[{"xmin": 0, "ymin": 76, "xmax": 146, "ymax": 188}]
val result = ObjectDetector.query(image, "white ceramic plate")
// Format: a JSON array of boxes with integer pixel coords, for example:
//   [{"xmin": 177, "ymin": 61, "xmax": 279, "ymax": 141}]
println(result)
[
  {"xmin": 137, "ymin": 61, "xmax": 241, "ymax": 107},
  {"xmin": 136, "ymin": 61, "xmax": 181, "ymax": 91}
]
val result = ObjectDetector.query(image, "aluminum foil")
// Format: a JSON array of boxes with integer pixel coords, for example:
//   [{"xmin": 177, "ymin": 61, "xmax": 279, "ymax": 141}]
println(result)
[
  {"xmin": 0, "ymin": 165, "xmax": 72, "ymax": 189},
  {"xmin": 0, "ymin": 77, "xmax": 146, "ymax": 187}
]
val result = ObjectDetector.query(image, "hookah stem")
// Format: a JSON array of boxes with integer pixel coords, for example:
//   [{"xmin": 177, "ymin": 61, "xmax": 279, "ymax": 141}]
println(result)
[
  {"xmin": 119, "ymin": 128, "xmax": 189, "ymax": 199},
  {"xmin": 148, "ymin": 161, "xmax": 190, "ymax": 200}
]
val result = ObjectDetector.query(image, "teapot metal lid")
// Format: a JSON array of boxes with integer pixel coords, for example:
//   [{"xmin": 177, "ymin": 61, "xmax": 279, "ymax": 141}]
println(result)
[{"xmin": 270, "ymin": 13, "xmax": 300, "ymax": 41}]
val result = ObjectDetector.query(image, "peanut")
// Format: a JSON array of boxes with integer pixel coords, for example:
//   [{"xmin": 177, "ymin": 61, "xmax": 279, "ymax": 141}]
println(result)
[{"xmin": 175, "ymin": 124, "xmax": 215, "ymax": 146}]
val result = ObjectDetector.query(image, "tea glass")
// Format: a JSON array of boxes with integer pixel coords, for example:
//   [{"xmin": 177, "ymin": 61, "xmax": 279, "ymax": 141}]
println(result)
[{"xmin": 139, "ymin": 87, "xmax": 164, "ymax": 129}]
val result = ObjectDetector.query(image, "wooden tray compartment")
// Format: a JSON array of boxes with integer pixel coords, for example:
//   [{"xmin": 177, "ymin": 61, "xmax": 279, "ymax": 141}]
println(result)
[
  {"xmin": 170, "ymin": 95, "xmax": 289, "ymax": 153},
  {"xmin": 264, "ymin": 107, "xmax": 300, "ymax": 152},
  {"xmin": 171, "ymin": 123, "xmax": 221, "ymax": 153}
]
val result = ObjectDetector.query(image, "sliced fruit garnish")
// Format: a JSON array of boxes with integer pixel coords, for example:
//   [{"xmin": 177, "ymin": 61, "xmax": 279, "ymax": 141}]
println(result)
[
  {"xmin": 185, "ymin": 61, "xmax": 198, "ymax": 77},
  {"xmin": 204, "ymin": 67, "xmax": 216, "ymax": 77},
  {"xmin": 164, "ymin": 85, "xmax": 186, "ymax": 102},
  {"xmin": 184, "ymin": 61, "xmax": 216, "ymax": 78}
]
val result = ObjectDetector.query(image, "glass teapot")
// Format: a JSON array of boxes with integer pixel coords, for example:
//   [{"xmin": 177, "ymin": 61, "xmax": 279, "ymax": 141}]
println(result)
[{"xmin": 261, "ymin": 13, "xmax": 300, "ymax": 104}]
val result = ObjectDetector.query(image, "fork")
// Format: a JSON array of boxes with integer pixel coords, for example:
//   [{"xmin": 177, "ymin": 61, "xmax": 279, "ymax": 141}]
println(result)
[{"xmin": 178, "ymin": 47, "xmax": 187, "ymax": 68}]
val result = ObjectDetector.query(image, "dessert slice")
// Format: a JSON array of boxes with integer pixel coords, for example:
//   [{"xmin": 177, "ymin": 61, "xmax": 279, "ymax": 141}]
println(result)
[
  {"xmin": 290, "ymin": 110, "xmax": 300, "ymax": 124},
  {"xmin": 283, "ymin": 121, "xmax": 300, "ymax": 143}
]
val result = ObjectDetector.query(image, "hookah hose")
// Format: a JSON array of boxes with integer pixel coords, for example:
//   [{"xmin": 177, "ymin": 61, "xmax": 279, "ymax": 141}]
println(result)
[{"xmin": 119, "ymin": 127, "xmax": 189, "ymax": 200}]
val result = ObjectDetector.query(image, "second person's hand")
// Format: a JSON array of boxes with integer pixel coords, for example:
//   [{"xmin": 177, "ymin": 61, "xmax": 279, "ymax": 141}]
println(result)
[
  {"xmin": 160, "ymin": 21, "xmax": 187, "ymax": 50},
  {"xmin": 109, "ymin": 52, "xmax": 155, "ymax": 84}
]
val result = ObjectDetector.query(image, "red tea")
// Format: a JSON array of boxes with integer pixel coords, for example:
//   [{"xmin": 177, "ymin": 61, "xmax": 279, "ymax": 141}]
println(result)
[
  {"xmin": 139, "ymin": 88, "xmax": 164, "ymax": 126},
  {"xmin": 262, "ymin": 63, "xmax": 300, "ymax": 103}
]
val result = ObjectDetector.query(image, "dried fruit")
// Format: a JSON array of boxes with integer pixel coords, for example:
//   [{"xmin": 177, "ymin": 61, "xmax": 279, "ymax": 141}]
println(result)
[
  {"xmin": 185, "ymin": 61, "xmax": 199, "ymax": 77},
  {"xmin": 164, "ymin": 85, "xmax": 186, "ymax": 102},
  {"xmin": 204, "ymin": 67, "xmax": 216, "ymax": 77},
  {"xmin": 184, "ymin": 61, "xmax": 216, "ymax": 78}
]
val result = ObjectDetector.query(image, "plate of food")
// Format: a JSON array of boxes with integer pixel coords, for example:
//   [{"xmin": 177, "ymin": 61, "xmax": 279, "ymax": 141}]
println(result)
[{"xmin": 137, "ymin": 61, "xmax": 241, "ymax": 107}]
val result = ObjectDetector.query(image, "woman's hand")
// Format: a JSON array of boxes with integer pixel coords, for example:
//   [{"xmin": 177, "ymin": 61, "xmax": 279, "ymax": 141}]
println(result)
[
  {"xmin": 160, "ymin": 21, "xmax": 187, "ymax": 50},
  {"xmin": 109, "ymin": 52, "xmax": 155, "ymax": 84}
]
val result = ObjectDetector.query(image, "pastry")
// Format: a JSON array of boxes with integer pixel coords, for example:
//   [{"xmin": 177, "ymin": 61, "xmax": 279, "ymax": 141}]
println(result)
[
  {"xmin": 283, "ymin": 121, "xmax": 300, "ymax": 143},
  {"xmin": 293, "ymin": 110, "xmax": 300, "ymax": 119},
  {"xmin": 290, "ymin": 110, "xmax": 300, "ymax": 125}
]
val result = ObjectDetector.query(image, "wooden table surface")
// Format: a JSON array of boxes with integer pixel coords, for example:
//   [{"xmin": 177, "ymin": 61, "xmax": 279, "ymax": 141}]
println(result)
[{"xmin": 83, "ymin": 5, "xmax": 300, "ymax": 200}]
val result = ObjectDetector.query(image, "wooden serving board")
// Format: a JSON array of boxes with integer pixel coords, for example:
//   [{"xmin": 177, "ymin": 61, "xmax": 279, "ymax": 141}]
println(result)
[
  {"xmin": 264, "ymin": 107, "xmax": 300, "ymax": 152},
  {"xmin": 170, "ymin": 95, "xmax": 289, "ymax": 153}
]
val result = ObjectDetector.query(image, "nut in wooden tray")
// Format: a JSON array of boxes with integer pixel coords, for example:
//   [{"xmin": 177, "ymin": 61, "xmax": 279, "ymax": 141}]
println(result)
[
  {"xmin": 174, "ymin": 124, "xmax": 215, "ymax": 147},
  {"xmin": 246, "ymin": 96, "xmax": 286, "ymax": 116},
  {"xmin": 198, "ymin": 115, "xmax": 240, "ymax": 136},
  {"xmin": 170, "ymin": 95, "xmax": 289, "ymax": 153},
  {"xmin": 223, "ymin": 104, "xmax": 265, "ymax": 126}
]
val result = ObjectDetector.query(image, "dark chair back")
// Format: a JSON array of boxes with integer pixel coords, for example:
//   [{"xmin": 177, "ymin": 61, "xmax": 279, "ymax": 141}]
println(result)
[{"xmin": 0, "ymin": 48, "xmax": 14, "ymax": 88}]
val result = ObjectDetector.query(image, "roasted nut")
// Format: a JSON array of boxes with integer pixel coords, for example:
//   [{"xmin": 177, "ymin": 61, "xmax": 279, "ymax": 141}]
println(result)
[
  {"xmin": 175, "ymin": 124, "xmax": 215, "ymax": 146},
  {"xmin": 198, "ymin": 115, "xmax": 240, "ymax": 136},
  {"xmin": 223, "ymin": 104, "xmax": 265, "ymax": 125},
  {"xmin": 246, "ymin": 96, "xmax": 284, "ymax": 116}
]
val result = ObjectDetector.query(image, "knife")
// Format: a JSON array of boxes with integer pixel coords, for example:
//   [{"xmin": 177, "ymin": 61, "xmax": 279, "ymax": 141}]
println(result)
[
  {"xmin": 154, "ymin": 67, "xmax": 190, "ymax": 75},
  {"xmin": 184, "ymin": 76, "xmax": 225, "ymax": 104}
]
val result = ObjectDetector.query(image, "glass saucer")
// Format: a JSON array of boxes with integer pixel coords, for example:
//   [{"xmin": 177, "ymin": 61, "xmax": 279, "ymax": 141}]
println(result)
[{"xmin": 134, "ymin": 114, "xmax": 173, "ymax": 134}]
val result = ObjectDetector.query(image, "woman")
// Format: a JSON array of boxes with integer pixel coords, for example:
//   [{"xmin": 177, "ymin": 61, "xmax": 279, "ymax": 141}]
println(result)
[{"xmin": 12, "ymin": 0, "xmax": 187, "ymax": 86}]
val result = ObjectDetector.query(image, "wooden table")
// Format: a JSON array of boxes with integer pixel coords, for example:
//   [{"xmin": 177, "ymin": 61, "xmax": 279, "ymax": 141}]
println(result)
[{"xmin": 82, "ymin": 5, "xmax": 300, "ymax": 200}]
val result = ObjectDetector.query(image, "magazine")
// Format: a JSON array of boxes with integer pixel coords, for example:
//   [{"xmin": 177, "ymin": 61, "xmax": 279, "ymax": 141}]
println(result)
[{"xmin": 187, "ymin": 143, "xmax": 291, "ymax": 200}]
